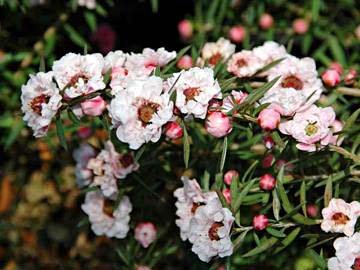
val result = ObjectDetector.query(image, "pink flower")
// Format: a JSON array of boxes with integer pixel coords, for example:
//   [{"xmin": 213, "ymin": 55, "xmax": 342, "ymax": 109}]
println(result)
[
  {"xmin": 91, "ymin": 24, "xmax": 116, "ymax": 54},
  {"xmin": 164, "ymin": 121, "xmax": 183, "ymax": 140},
  {"xmin": 321, "ymin": 198, "xmax": 360, "ymax": 236},
  {"xmin": 178, "ymin": 19, "xmax": 193, "ymax": 40},
  {"xmin": 306, "ymin": 204, "xmax": 318, "ymax": 218},
  {"xmin": 224, "ymin": 170, "xmax": 239, "ymax": 185},
  {"xmin": 344, "ymin": 68, "xmax": 357, "ymax": 85},
  {"xmin": 205, "ymin": 111, "xmax": 232, "ymax": 138},
  {"xmin": 355, "ymin": 25, "xmax": 360, "ymax": 39},
  {"xmin": 177, "ymin": 55, "xmax": 193, "ymax": 69},
  {"xmin": 329, "ymin": 62, "xmax": 343, "ymax": 75},
  {"xmin": 257, "ymin": 108, "xmax": 281, "ymax": 131},
  {"xmin": 263, "ymin": 135, "xmax": 274, "ymax": 149},
  {"xmin": 259, "ymin": 174, "xmax": 276, "ymax": 191},
  {"xmin": 262, "ymin": 154, "xmax": 274, "ymax": 168},
  {"xmin": 279, "ymin": 105, "xmax": 337, "ymax": 152},
  {"xmin": 293, "ymin": 19, "xmax": 309, "ymax": 34},
  {"xmin": 77, "ymin": 126, "xmax": 92, "ymax": 139},
  {"xmin": 135, "ymin": 222, "xmax": 157, "ymax": 248},
  {"xmin": 222, "ymin": 90, "xmax": 248, "ymax": 113},
  {"xmin": 253, "ymin": 214, "xmax": 269, "ymax": 231},
  {"xmin": 80, "ymin": 96, "xmax": 106, "ymax": 116},
  {"xmin": 222, "ymin": 188, "xmax": 231, "ymax": 204},
  {"xmin": 136, "ymin": 266, "xmax": 151, "ymax": 270},
  {"xmin": 228, "ymin": 25, "xmax": 246, "ymax": 43},
  {"xmin": 322, "ymin": 69, "xmax": 341, "ymax": 87},
  {"xmin": 259, "ymin": 13, "xmax": 274, "ymax": 30}
]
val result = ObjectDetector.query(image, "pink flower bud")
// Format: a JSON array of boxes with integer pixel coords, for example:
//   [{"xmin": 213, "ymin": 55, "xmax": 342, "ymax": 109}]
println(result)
[
  {"xmin": 275, "ymin": 159, "xmax": 295, "ymax": 172},
  {"xmin": 222, "ymin": 188, "xmax": 231, "ymax": 204},
  {"xmin": 263, "ymin": 135, "xmax": 274, "ymax": 149},
  {"xmin": 217, "ymin": 266, "xmax": 225, "ymax": 270},
  {"xmin": 224, "ymin": 170, "xmax": 239, "ymax": 185},
  {"xmin": 257, "ymin": 108, "xmax": 281, "ymax": 131},
  {"xmin": 77, "ymin": 126, "xmax": 92, "ymax": 139},
  {"xmin": 134, "ymin": 222, "xmax": 157, "ymax": 248},
  {"xmin": 262, "ymin": 154, "xmax": 274, "ymax": 168},
  {"xmin": 164, "ymin": 121, "xmax": 183, "ymax": 140},
  {"xmin": 329, "ymin": 62, "xmax": 343, "ymax": 75},
  {"xmin": 136, "ymin": 266, "xmax": 151, "ymax": 270},
  {"xmin": 228, "ymin": 25, "xmax": 246, "ymax": 43},
  {"xmin": 205, "ymin": 111, "xmax": 232, "ymax": 138},
  {"xmin": 322, "ymin": 69, "xmax": 341, "ymax": 87},
  {"xmin": 355, "ymin": 25, "xmax": 360, "ymax": 40},
  {"xmin": 306, "ymin": 204, "xmax": 318, "ymax": 218},
  {"xmin": 252, "ymin": 214, "xmax": 269, "ymax": 231},
  {"xmin": 177, "ymin": 55, "xmax": 193, "ymax": 70},
  {"xmin": 259, "ymin": 13, "xmax": 274, "ymax": 30},
  {"xmin": 178, "ymin": 19, "xmax": 193, "ymax": 40},
  {"xmin": 259, "ymin": 174, "xmax": 276, "ymax": 191},
  {"xmin": 80, "ymin": 96, "xmax": 106, "ymax": 116},
  {"xmin": 344, "ymin": 68, "xmax": 357, "ymax": 85},
  {"xmin": 293, "ymin": 19, "xmax": 309, "ymax": 34}
]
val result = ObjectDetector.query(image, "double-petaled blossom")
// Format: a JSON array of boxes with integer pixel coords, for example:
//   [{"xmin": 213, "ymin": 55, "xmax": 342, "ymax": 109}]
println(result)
[
  {"xmin": 199, "ymin": 38, "xmax": 235, "ymax": 66},
  {"xmin": 321, "ymin": 198, "xmax": 360, "ymax": 236},
  {"xmin": 81, "ymin": 191, "xmax": 132, "ymax": 238},
  {"xmin": 328, "ymin": 233, "xmax": 360, "ymax": 270},
  {"xmin": 134, "ymin": 222, "xmax": 157, "ymax": 248},
  {"xmin": 109, "ymin": 76, "xmax": 174, "ymax": 150},
  {"xmin": 279, "ymin": 105, "xmax": 339, "ymax": 152},
  {"xmin": 21, "ymin": 72, "xmax": 62, "ymax": 137}
]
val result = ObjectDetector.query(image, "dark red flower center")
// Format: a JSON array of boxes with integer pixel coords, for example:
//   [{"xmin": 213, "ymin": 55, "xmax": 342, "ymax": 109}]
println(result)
[
  {"xmin": 208, "ymin": 53, "xmax": 222, "ymax": 66},
  {"xmin": 352, "ymin": 258, "xmax": 360, "ymax": 270},
  {"xmin": 69, "ymin": 74, "xmax": 89, "ymax": 87},
  {"xmin": 281, "ymin": 75, "xmax": 303, "ymax": 90},
  {"xmin": 30, "ymin": 94, "xmax": 49, "ymax": 115},
  {"xmin": 191, "ymin": 202, "xmax": 205, "ymax": 214},
  {"xmin": 120, "ymin": 154, "xmax": 134, "ymax": 168},
  {"xmin": 208, "ymin": 222, "xmax": 224, "ymax": 241},
  {"xmin": 236, "ymin": 58, "xmax": 247, "ymax": 67},
  {"xmin": 103, "ymin": 199, "xmax": 114, "ymax": 217},
  {"xmin": 332, "ymin": 212, "xmax": 350, "ymax": 225}
]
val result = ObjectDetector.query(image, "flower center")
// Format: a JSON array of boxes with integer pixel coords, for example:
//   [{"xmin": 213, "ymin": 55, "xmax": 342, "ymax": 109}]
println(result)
[
  {"xmin": 183, "ymin": 87, "xmax": 200, "ymax": 101},
  {"xmin": 69, "ymin": 73, "xmax": 89, "ymax": 87},
  {"xmin": 30, "ymin": 94, "xmax": 49, "ymax": 115},
  {"xmin": 281, "ymin": 75, "xmax": 303, "ymax": 90},
  {"xmin": 145, "ymin": 62, "xmax": 157, "ymax": 70},
  {"xmin": 236, "ymin": 58, "xmax": 247, "ymax": 67},
  {"xmin": 103, "ymin": 199, "xmax": 114, "ymax": 217},
  {"xmin": 352, "ymin": 258, "xmax": 360, "ymax": 270},
  {"xmin": 120, "ymin": 154, "xmax": 134, "ymax": 168},
  {"xmin": 191, "ymin": 202, "xmax": 205, "ymax": 214},
  {"xmin": 208, "ymin": 222, "xmax": 224, "ymax": 241},
  {"xmin": 138, "ymin": 102, "xmax": 159, "ymax": 125},
  {"xmin": 331, "ymin": 212, "xmax": 350, "ymax": 225},
  {"xmin": 208, "ymin": 53, "xmax": 222, "ymax": 66},
  {"xmin": 305, "ymin": 123, "xmax": 318, "ymax": 136}
]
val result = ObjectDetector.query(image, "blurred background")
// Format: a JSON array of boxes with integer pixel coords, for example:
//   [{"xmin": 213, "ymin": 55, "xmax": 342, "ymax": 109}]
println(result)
[{"xmin": 0, "ymin": 0, "xmax": 359, "ymax": 269}]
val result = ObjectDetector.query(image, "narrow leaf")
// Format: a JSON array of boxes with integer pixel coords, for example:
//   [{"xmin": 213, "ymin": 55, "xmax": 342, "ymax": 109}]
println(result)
[{"xmin": 55, "ymin": 116, "xmax": 68, "ymax": 150}]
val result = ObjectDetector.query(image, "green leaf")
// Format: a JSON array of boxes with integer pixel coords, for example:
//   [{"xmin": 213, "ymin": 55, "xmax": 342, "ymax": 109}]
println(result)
[
  {"xmin": 311, "ymin": 0, "xmax": 321, "ymax": 21},
  {"xmin": 324, "ymin": 175, "xmax": 333, "ymax": 207},
  {"xmin": 274, "ymin": 227, "xmax": 301, "ymax": 254},
  {"xmin": 270, "ymin": 131, "xmax": 285, "ymax": 150},
  {"xmin": 241, "ymin": 160, "xmax": 259, "ymax": 183},
  {"xmin": 233, "ymin": 178, "xmax": 257, "ymax": 212},
  {"xmin": 84, "ymin": 11, "xmax": 97, "ymax": 32},
  {"xmin": 55, "ymin": 116, "xmax": 68, "ymax": 151},
  {"xmin": 242, "ymin": 237, "xmax": 278, "ymax": 257},
  {"xmin": 115, "ymin": 247, "xmax": 130, "ymax": 266},
  {"xmin": 253, "ymin": 58, "xmax": 285, "ymax": 77},
  {"xmin": 266, "ymin": 227, "xmax": 286, "ymax": 238},
  {"xmin": 219, "ymin": 137, "xmax": 228, "ymax": 172},
  {"xmin": 182, "ymin": 121, "xmax": 190, "ymax": 168},
  {"xmin": 150, "ymin": 0, "xmax": 158, "ymax": 13},
  {"xmin": 4, "ymin": 119, "xmax": 23, "ymax": 150},
  {"xmin": 342, "ymin": 108, "xmax": 360, "ymax": 132},
  {"xmin": 63, "ymin": 24, "xmax": 89, "ymax": 49},
  {"xmin": 233, "ymin": 229, "xmax": 249, "ymax": 252},
  {"xmin": 328, "ymin": 36, "xmax": 346, "ymax": 66},
  {"xmin": 201, "ymin": 170, "xmax": 210, "ymax": 192},
  {"xmin": 307, "ymin": 249, "xmax": 327, "ymax": 269},
  {"xmin": 300, "ymin": 181, "xmax": 307, "ymax": 216},
  {"xmin": 329, "ymin": 145, "xmax": 360, "ymax": 164},
  {"xmin": 272, "ymin": 190, "xmax": 281, "ymax": 221},
  {"xmin": 67, "ymin": 109, "xmax": 80, "ymax": 125}
]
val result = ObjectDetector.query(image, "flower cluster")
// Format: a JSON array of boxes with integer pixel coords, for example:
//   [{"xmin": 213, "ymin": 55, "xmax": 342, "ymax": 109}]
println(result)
[{"xmin": 174, "ymin": 177, "xmax": 234, "ymax": 262}]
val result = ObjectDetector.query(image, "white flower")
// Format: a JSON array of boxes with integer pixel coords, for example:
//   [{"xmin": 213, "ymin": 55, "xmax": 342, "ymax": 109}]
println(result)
[
  {"xmin": 253, "ymin": 41, "xmax": 288, "ymax": 68},
  {"xmin": 227, "ymin": 50, "xmax": 263, "ymax": 78},
  {"xmin": 87, "ymin": 141, "xmax": 139, "ymax": 197},
  {"xmin": 260, "ymin": 56, "xmax": 324, "ymax": 116},
  {"xmin": 109, "ymin": 76, "xmax": 173, "ymax": 150},
  {"xmin": 81, "ymin": 191, "xmax": 132, "ymax": 238},
  {"xmin": 166, "ymin": 67, "xmax": 221, "ymax": 119},
  {"xmin": 188, "ymin": 196, "xmax": 234, "ymax": 262},
  {"xmin": 73, "ymin": 143, "xmax": 97, "ymax": 187},
  {"xmin": 103, "ymin": 50, "xmax": 128, "ymax": 74},
  {"xmin": 173, "ymin": 176, "xmax": 218, "ymax": 241},
  {"xmin": 78, "ymin": 0, "xmax": 96, "ymax": 9},
  {"xmin": 53, "ymin": 53, "xmax": 105, "ymax": 98},
  {"xmin": 328, "ymin": 233, "xmax": 360, "ymax": 270},
  {"xmin": 200, "ymin": 38, "xmax": 236, "ymax": 66},
  {"xmin": 21, "ymin": 71, "xmax": 62, "ymax": 137},
  {"xmin": 321, "ymin": 198, "xmax": 360, "ymax": 236}
]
